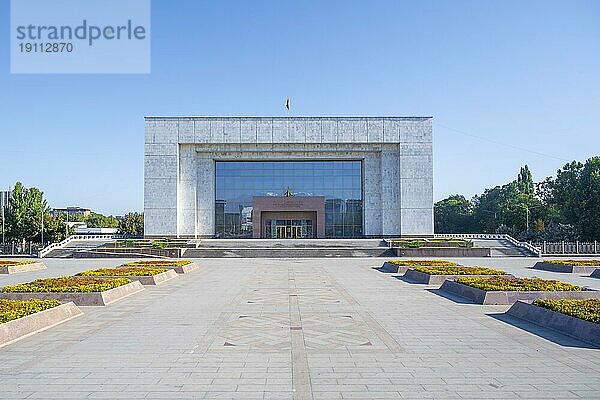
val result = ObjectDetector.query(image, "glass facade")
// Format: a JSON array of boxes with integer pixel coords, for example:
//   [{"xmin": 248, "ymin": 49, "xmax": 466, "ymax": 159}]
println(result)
[{"xmin": 215, "ymin": 161, "xmax": 363, "ymax": 238}]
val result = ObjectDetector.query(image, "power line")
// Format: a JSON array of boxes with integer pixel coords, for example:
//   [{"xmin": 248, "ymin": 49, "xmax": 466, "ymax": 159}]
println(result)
[{"xmin": 436, "ymin": 123, "xmax": 571, "ymax": 162}]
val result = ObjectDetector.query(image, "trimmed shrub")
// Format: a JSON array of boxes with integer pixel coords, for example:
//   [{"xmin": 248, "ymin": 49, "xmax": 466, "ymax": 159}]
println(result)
[
  {"xmin": 388, "ymin": 260, "xmax": 459, "ymax": 267},
  {"xmin": 77, "ymin": 267, "xmax": 167, "ymax": 277},
  {"xmin": 414, "ymin": 266, "xmax": 506, "ymax": 276},
  {"xmin": 544, "ymin": 260, "xmax": 600, "ymax": 267},
  {"xmin": 455, "ymin": 276, "xmax": 584, "ymax": 292},
  {"xmin": 0, "ymin": 299, "xmax": 62, "ymax": 323},
  {"xmin": 2, "ymin": 276, "xmax": 132, "ymax": 293},
  {"xmin": 0, "ymin": 260, "xmax": 36, "ymax": 267},
  {"xmin": 533, "ymin": 298, "xmax": 600, "ymax": 324}
]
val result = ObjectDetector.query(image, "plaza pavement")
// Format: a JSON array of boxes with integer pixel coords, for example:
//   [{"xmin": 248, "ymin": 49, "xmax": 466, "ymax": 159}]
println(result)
[{"xmin": 0, "ymin": 257, "xmax": 599, "ymax": 399}]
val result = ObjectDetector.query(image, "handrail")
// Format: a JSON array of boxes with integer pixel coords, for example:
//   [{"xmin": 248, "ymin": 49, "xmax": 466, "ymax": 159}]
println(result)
[
  {"xmin": 38, "ymin": 234, "xmax": 126, "ymax": 258},
  {"xmin": 387, "ymin": 234, "xmax": 542, "ymax": 257}
]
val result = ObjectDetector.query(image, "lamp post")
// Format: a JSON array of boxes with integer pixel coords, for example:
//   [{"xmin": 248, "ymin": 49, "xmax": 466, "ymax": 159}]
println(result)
[{"xmin": 41, "ymin": 212, "xmax": 44, "ymax": 248}]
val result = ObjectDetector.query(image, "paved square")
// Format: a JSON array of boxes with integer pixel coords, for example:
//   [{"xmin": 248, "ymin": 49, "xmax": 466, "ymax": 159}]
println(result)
[{"xmin": 0, "ymin": 257, "xmax": 599, "ymax": 399}]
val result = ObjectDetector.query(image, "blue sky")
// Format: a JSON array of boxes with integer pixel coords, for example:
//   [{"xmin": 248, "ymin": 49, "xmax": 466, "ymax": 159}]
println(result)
[{"xmin": 1, "ymin": 0, "xmax": 599, "ymax": 215}]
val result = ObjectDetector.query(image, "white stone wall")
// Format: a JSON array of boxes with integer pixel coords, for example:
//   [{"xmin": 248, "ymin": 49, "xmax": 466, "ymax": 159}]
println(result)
[{"xmin": 144, "ymin": 117, "xmax": 433, "ymax": 237}]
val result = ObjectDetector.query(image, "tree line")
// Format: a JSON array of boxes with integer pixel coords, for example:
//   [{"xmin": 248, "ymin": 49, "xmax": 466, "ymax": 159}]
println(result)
[
  {"xmin": 1, "ymin": 182, "xmax": 144, "ymax": 247},
  {"xmin": 435, "ymin": 156, "xmax": 600, "ymax": 242}
]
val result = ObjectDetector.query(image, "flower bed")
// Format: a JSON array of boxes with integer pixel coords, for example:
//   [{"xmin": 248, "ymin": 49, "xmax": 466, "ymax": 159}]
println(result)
[
  {"xmin": 0, "ymin": 277, "xmax": 144, "ymax": 306},
  {"xmin": 414, "ymin": 266, "xmax": 505, "ymax": 275},
  {"xmin": 404, "ymin": 266, "xmax": 509, "ymax": 285},
  {"xmin": 122, "ymin": 259, "xmax": 198, "ymax": 274},
  {"xmin": 0, "ymin": 300, "xmax": 83, "ymax": 348},
  {"xmin": 0, "ymin": 260, "xmax": 36, "ymax": 267},
  {"xmin": 533, "ymin": 298, "xmax": 600, "ymax": 324},
  {"xmin": 76, "ymin": 267, "xmax": 178, "ymax": 285},
  {"xmin": 440, "ymin": 276, "xmax": 597, "ymax": 305},
  {"xmin": 506, "ymin": 300, "xmax": 600, "ymax": 346},
  {"xmin": 387, "ymin": 260, "xmax": 459, "ymax": 267},
  {"xmin": 533, "ymin": 260, "xmax": 600, "ymax": 274},
  {"xmin": 123, "ymin": 260, "xmax": 193, "ymax": 267},
  {"xmin": 77, "ymin": 267, "xmax": 167, "ymax": 277},
  {"xmin": 0, "ymin": 299, "xmax": 61, "ymax": 323},
  {"xmin": 381, "ymin": 259, "xmax": 459, "ymax": 275},
  {"xmin": 455, "ymin": 277, "xmax": 583, "ymax": 292},
  {"xmin": 2, "ymin": 276, "xmax": 131, "ymax": 293},
  {"xmin": 544, "ymin": 260, "xmax": 600, "ymax": 267},
  {"xmin": 0, "ymin": 260, "xmax": 47, "ymax": 274}
]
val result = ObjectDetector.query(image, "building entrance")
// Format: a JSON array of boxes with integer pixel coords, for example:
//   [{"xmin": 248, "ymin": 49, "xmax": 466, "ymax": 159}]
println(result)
[{"xmin": 267, "ymin": 219, "xmax": 313, "ymax": 239}]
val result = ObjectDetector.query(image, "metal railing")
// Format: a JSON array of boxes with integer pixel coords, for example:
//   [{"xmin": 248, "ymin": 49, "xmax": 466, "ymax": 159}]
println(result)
[
  {"xmin": 533, "ymin": 241, "xmax": 599, "ymax": 255},
  {"xmin": 433, "ymin": 233, "xmax": 542, "ymax": 257},
  {"xmin": 38, "ymin": 234, "xmax": 126, "ymax": 258}
]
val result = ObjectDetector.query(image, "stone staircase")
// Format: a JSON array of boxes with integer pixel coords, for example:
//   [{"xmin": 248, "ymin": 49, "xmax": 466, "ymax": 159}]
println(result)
[
  {"xmin": 470, "ymin": 238, "xmax": 537, "ymax": 257},
  {"xmin": 42, "ymin": 238, "xmax": 117, "ymax": 258},
  {"xmin": 184, "ymin": 239, "xmax": 395, "ymax": 258}
]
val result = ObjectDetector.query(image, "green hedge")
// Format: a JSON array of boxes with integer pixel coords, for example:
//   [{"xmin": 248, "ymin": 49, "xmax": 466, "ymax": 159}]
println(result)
[
  {"xmin": 544, "ymin": 259, "xmax": 600, "ymax": 267},
  {"xmin": 414, "ymin": 266, "xmax": 506, "ymax": 276},
  {"xmin": 77, "ymin": 267, "xmax": 167, "ymax": 277},
  {"xmin": 0, "ymin": 260, "xmax": 36, "ymax": 267},
  {"xmin": 0, "ymin": 299, "xmax": 62, "ymax": 323},
  {"xmin": 2, "ymin": 277, "xmax": 132, "ymax": 293},
  {"xmin": 533, "ymin": 298, "xmax": 600, "ymax": 324},
  {"xmin": 388, "ymin": 260, "xmax": 459, "ymax": 267},
  {"xmin": 455, "ymin": 276, "xmax": 583, "ymax": 292}
]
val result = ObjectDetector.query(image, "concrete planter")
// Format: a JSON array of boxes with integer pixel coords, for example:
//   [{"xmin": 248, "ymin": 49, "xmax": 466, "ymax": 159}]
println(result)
[
  {"xmin": 393, "ymin": 247, "xmax": 491, "ymax": 257},
  {"xmin": 0, "ymin": 262, "xmax": 46, "ymax": 274},
  {"xmin": 0, "ymin": 302, "xmax": 83, "ymax": 348},
  {"xmin": 439, "ymin": 280, "xmax": 599, "ymax": 305},
  {"xmin": 380, "ymin": 262, "xmax": 413, "ymax": 275},
  {"xmin": 0, "ymin": 281, "xmax": 145, "ymax": 306},
  {"xmin": 507, "ymin": 301, "xmax": 600, "ymax": 347},
  {"xmin": 533, "ymin": 261, "xmax": 600, "ymax": 274},
  {"xmin": 404, "ymin": 269, "xmax": 512, "ymax": 285},
  {"xmin": 94, "ymin": 269, "xmax": 178, "ymax": 285},
  {"xmin": 168, "ymin": 262, "xmax": 199, "ymax": 274}
]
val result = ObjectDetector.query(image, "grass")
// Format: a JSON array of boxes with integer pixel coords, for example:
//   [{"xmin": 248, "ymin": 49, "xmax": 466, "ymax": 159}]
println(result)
[
  {"xmin": 0, "ymin": 299, "xmax": 62, "ymax": 324},
  {"xmin": 388, "ymin": 260, "xmax": 459, "ymax": 267},
  {"xmin": 413, "ymin": 266, "xmax": 506, "ymax": 276},
  {"xmin": 0, "ymin": 260, "xmax": 36, "ymax": 267},
  {"xmin": 76, "ymin": 267, "xmax": 168, "ymax": 277},
  {"xmin": 544, "ymin": 260, "xmax": 600, "ymax": 267},
  {"xmin": 123, "ymin": 260, "xmax": 193, "ymax": 267},
  {"xmin": 533, "ymin": 298, "xmax": 600, "ymax": 324},
  {"xmin": 2, "ymin": 276, "xmax": 132, "ymax": 293},
  {"xmin": 455, "ymin": 276, "xmax": 584, "ymax": 292}
]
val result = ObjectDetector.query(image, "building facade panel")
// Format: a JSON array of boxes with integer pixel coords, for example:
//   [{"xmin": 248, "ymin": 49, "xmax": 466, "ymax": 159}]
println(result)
[{"xmin": 144, "ymin": 116, "xmax": 433, "ymax": 238}]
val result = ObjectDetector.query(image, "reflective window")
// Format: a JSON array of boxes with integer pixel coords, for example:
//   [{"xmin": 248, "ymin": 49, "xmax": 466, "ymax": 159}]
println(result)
[{"xmin": 214, "ymin": 161, "xmax": 363, "ymax": 238}]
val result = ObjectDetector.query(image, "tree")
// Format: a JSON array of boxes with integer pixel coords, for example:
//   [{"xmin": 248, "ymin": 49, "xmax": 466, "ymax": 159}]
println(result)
[
  {"xmin": 5, "ymin": 182, "xmax": 47, "ymax": 246},
  {"xmin": 517, "ymin": 165, "xmax": 535, "ymax": 195},
  {"xmin": 434, "ymin": 195, "xmax": 474, "ymax": 233},
  {"xmin": 119, "ymin": 212, "xmax": 144, "ymax": 236},
  {"xmin": 40, "ymin": 213, "xmax": 71, "ymax": 243},
  {"xmin": 547, "ymin": 157, "xmax": 600, "ymax": 241}
]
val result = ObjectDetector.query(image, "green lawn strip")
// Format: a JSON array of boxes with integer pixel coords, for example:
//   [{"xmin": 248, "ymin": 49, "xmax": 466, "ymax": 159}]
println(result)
[
  {"xmin": 77, "ymin": 267, "xmax": 167, "ymax": 277},
  {"xmin": 414, "ymin": 266, "xmax": 506, "ymax": 275},
  {"xmin": 2, "ymin": 276, "xmax": 132, "ymax": 293},
  {"xmin": 123, "ymin": 260, "xmax": 193, "ymax": 267},
  {"xmin": 544, "ymin": 260, "xmax": 600, "ymax": 267},
  {"xmin": 455, "ymin": 276, "xmax": 583, "ymax": 292},
  {"xmin": 0, "ymin": 298, "xmax": 62, "ymax": 323},
  {"xmin": 0, "ymin": 260, "xmax": 36, "ymax": 267},
  {"xmin": 533, "ymin": 298, "xmax": 600, "ymax": 324},
  {"xmin": 388, "ymin": 259, "xmax": 459, "ymax": 267}
]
